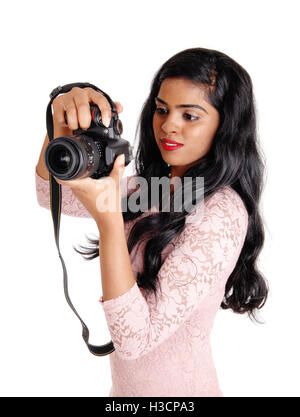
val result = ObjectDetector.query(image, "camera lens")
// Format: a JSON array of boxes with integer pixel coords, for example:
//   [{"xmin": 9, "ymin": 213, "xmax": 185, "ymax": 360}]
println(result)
[
  {"xmin": 48, "ymin": 145, "xmax": 73, "ymax": 174},
  {"xmin": 45, "ymin": 138, "xmax": 81, "ymax": 180},
  {"xmin": 44, "ymin": 135, "xmax": 105, "ymax": 180}
]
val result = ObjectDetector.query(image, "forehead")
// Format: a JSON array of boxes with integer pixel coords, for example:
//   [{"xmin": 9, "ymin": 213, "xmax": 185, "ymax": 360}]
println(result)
[{"xmin": 157, "ymin": 77, "xmax": 208, "ymax": 104}]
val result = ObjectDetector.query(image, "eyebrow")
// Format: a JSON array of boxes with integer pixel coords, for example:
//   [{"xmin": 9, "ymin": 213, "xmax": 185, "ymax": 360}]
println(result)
[{"xmin": 155, "ymin": 97, "xmax": 208, "ymax": 114}]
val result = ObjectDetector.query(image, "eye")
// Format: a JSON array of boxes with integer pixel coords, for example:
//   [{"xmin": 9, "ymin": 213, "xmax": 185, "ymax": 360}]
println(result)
[
  {"xmin": 154, "ymin": 107, "xmax": 200, "ymax": 121},
  {"xmin": 155, "ymin": 107, "xmax": 167, "ymax": 115},
  {"xmin": 183, "ymin": 113, "xmax": 199, "ymax": 121}
]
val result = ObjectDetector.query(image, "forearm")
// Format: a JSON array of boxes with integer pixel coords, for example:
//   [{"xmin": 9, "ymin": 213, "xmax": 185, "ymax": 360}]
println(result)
[
  {"xmin": 36, "ymin": 134, "xmax": 50, "ymax": 180},
  {"xmin": 98, "ymin": 215, "xmax": 136, "ymax": 302}
]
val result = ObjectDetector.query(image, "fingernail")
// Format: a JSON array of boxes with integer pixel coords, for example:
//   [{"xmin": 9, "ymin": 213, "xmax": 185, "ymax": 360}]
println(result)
[{"xmin": 119, "ymin": 154, "xmax": 125, "ymax": 164}]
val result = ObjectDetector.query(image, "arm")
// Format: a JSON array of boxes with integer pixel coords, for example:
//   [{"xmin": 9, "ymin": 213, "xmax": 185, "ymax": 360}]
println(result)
[
  {"xmin": 98, "ymin": 216, "xmax": 136, "ymax": 303},
  {"xmin": 36, "ymin": 134, "xmax": 50, "ymax": 180},
  {"xmin": 36, "ymin": 169, "xmax": 136, "ymax": 218},
  {"xmin": 35, "ymin": 168, "xmax": 93, "ymax": 218},
  {"xmin": 99, "ymin": 186, "xmax": 249, "ymax": 360}
]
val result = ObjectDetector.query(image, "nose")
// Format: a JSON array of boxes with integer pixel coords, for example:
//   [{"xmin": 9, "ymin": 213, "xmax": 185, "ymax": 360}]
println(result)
[{"xmin": 161, "ymin": 113, "xmax": 180, "ymax": 134}]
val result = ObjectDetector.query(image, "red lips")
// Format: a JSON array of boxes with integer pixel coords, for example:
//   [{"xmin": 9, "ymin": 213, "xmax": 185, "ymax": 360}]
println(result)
[
  {"xmin": 161, "ymin": 138, "xmax": 183, "ymax": 145},
  {"xmin": 160, "ymin": 138, "xmax": 184, "ymax": 151}
]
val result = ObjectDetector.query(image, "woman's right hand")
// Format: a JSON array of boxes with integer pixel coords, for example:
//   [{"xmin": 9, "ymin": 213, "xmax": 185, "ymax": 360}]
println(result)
[
  {"xmin": 52, "ymin": 86, "xmax": 123, "ymax": 133},
  {"xmin": 36, "ymin": 86, "xmax": 123, "ymax": 180}
]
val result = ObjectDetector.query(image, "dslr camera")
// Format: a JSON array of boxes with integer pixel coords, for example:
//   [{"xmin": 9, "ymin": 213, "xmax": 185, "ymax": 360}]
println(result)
[{"xmin": 44, "ymin": 103, "xmax": 133, "ymax": 180}]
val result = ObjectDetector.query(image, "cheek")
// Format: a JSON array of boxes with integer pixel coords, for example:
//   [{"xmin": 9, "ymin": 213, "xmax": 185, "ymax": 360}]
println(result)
[{"xmin": 185, "ymin": 125, "xmax": 216, "ymax": 150}]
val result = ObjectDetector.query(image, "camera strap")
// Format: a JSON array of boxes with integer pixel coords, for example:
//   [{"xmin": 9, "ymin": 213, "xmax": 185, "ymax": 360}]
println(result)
[{"xmin": 46, "ymin": 82, "xmax": 115, "ymax": 356}]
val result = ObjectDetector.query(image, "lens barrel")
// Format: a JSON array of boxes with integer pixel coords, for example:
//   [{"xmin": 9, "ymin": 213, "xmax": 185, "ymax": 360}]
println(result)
[{"xmin": 44, "ymin": 136, "xmax": 102, "ymax": 180}]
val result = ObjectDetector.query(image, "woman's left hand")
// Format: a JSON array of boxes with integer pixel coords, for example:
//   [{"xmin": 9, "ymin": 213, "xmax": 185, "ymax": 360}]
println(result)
[{"xmin": 54, "ymin": 153, "xmax": 126, "ymax": 229}]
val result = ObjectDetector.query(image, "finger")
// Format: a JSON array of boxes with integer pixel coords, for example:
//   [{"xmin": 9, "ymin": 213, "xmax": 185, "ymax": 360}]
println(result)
[
  {"xmin": 53, "ymin": 96, "xmax": 68, "ymax": 126},
  {"xmin": 63, "ymin": 97, "xmax": 79, "ymax": 130},
  {"xmin": 114, "ymin": 101, "xmax": 123, "ymax": 114},
  {"xmin": 85, "ymin": 88, "xmax": 112, "ymax": 127},
  {"xmin": 117, "ymin": 153, "xmax": 125, "ymax": 165},
  {"xmin": 54, "ymin": 175, "xmax": 80, "ymax": 187},
  {"xmin": 54, "ymin": 175, "xmax": 92, "ymax": 188},
  {"xmin": 73, "ymin": 93, "xmax": 92, "ymax": 130},
  {"xmin": 111, "ymin": 154, "xmax": 125, "ymax": 179},
  {"xmin": 54, "ymin": 177, "xmax": 67, "ymax": 186}
]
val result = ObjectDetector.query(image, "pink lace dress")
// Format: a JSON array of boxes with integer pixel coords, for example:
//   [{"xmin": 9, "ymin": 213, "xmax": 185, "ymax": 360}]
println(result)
[{"xmin": 35, "ymin": 170, "xmax": 248, "ymax": 397}]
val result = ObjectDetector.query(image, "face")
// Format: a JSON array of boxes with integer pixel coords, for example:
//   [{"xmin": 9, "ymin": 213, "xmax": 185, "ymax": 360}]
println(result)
[{"xmin": 152, "ymin": 77, "xmax": 220, "ymax": 178}]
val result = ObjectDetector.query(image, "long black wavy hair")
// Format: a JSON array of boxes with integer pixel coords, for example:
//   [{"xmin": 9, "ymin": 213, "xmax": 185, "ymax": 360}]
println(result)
[{"xmin": 75, "ymin": 47, "xmax": 268, "ymax": 322}]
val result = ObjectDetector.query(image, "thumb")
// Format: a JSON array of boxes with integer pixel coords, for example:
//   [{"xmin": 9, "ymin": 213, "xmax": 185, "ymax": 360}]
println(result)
[
  {"xmin": 112, "ymin": 154, "xmax": 125, "ymax": 178},
  {"xmin": 117, "ymin": 153, "xmax": 125, "ymax": 167}
]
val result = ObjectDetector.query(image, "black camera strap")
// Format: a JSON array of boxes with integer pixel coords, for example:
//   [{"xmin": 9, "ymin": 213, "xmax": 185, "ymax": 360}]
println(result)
[{"xmin": 46, "ymin": 82, "xmax": 115, "ymax": 356}]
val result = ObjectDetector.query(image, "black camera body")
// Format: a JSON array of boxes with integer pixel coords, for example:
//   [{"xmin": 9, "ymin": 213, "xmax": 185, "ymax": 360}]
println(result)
[{"xmin": 44, "ymin": 103, "xmax": 133, "ymax": 180}]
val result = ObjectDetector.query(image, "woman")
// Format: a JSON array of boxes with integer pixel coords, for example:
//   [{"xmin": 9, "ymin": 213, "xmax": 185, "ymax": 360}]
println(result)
[{"xmin": 35, "ymin": 47, "xmax": 268, "ymax": 397}]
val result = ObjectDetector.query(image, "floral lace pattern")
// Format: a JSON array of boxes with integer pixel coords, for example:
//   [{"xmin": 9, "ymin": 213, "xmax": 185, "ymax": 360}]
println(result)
[
  {"xmin": 35, "ymin": 170, "xmax": 248, "ymax": 397},
  {"xmin": 35, "ymin": 169, "xmax": 137, "ymax": 218}
]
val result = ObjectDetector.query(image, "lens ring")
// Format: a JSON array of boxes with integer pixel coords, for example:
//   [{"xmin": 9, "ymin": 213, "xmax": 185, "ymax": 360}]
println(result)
[
  {"xmin": 46, "ymin": 141, "xmax": 78, "ymax": 178},
  {"xmin": 48, "ymin": 145, "xmax": 72, "ymax": 174}
]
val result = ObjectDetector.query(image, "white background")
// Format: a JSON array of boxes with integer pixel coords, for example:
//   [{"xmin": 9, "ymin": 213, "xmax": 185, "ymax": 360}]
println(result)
[{"xmin": 0, "ymin": 0, "xmax": 299, "ymax": 397}]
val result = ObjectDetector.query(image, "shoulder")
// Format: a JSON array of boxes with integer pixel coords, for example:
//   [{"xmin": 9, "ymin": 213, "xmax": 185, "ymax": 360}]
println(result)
[
  {"xmin": 187, "ymin": 185, "xmax": 249, "ymax": 233},
  {"xmin": 207, "ymin": 185, "xmax": 248, "ymax": 218},
  {"xmin": 168, "ymin": 185, "xmax": 249, "ymax": 266}
]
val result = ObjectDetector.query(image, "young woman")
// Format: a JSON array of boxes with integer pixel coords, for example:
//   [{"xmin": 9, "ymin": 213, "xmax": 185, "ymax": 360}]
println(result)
[{"xmin": 35, "ymin": 47, "xmax": 268, "ymax": 397}]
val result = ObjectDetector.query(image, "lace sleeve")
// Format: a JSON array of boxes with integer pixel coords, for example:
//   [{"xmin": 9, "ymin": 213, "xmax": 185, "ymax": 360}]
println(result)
[
  {"xmin": 100, "ymin": 186, "xmax": 249, "ymax": 360},
  {"xmin": 35, "ymin": 169, "xmax": 136, "ymax": 218}
]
